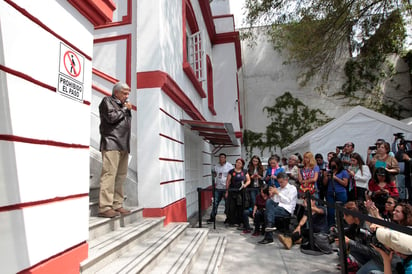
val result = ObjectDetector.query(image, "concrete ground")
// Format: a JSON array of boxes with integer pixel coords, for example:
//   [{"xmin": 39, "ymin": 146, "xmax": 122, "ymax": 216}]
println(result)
[{"xmin": 189, "ymin": 204, "xmax": 340, "ymax": 274}]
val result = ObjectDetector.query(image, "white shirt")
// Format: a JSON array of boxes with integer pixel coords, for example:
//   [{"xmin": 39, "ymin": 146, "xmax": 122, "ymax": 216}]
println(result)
[
  {"xmin": 272, "ymin": 183, "xmax": 297, "ymax": 214},
  {"xmin": 353, "ymin": 165, "xmax": 372, "ymax": 189},
  {"xmin": 214, "ymin": 162, "xmax": 234, "ymax": 189}
]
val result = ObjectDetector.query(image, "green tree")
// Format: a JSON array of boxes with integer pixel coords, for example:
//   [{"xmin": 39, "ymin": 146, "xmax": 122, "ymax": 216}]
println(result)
[{"xmin": 243, "ymin": 92, "xmax": 331, "ymax": 157}]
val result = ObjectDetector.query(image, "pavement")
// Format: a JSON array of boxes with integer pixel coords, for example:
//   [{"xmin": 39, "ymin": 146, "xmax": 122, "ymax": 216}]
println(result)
[{"xmin": 189, "ymin": 204, "xmax": 341, "ymax": 274}]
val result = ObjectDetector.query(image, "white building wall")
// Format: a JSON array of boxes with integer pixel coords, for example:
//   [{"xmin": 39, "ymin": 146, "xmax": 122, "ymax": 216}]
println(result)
[{"xmin": 0, "ymin": 1, "xmax": 94, "ymax": 272}]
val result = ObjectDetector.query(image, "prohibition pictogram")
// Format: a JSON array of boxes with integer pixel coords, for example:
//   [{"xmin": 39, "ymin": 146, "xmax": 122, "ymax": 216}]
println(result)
[{"xmin": 63, "ymin": 51, "xmax": 81, "ymax": 78}]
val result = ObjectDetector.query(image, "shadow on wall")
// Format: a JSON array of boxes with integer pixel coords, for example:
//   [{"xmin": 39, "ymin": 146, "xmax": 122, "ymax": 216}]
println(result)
[{"xmin": 0, "ymin": 21, "xmax": 30, "ymax": 273}]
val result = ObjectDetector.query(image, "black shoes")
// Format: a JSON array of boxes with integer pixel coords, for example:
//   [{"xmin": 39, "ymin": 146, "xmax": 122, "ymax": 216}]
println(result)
[
  {"xmin": 258, "ymin": 238, "xmax": 274, "ymax": 244},
  {"xmin": 206, "ymin": 218, "xmax": 215, "ymax": 224}
]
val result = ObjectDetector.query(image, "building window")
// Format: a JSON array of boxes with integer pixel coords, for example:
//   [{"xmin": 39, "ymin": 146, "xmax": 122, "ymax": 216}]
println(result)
[{"xmin": 188, "ymin": 31, "xmax": 206, "ymax": 83}]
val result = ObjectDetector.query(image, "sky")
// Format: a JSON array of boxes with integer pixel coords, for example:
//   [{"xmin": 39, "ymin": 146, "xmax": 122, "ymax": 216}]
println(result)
[{"xmin": 229, "ymin": 0, "xmax": 247, "ymax": 29}]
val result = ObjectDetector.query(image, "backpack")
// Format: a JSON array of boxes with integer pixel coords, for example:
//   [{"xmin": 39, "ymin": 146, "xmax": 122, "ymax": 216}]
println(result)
[{"xmin": 300, "ymin": 232, "xmax": 333, "ymax": 256}]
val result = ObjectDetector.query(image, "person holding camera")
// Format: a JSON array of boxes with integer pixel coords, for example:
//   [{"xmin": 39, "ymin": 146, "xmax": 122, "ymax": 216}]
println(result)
[
  {"xmin": 335, "ymin": 201, "xmax": 382, "ymax": 274},
  {"xmin": 337, "ymin": 142, "xmax": 354, "ymax": 169},
  {"xmin": 347, "ymin": 152, "xmax": 371, "ymax": 202},
  {"xmin": 324, "ymin": 157, "xmax": 349, "ymax": 228},
  {"xmin": 368, "ymin": 142, "xmax": 400, "ymax": 183},
  {"xmin": 373, "ymin": 228, "xmax": 412, "ymax": 274}
]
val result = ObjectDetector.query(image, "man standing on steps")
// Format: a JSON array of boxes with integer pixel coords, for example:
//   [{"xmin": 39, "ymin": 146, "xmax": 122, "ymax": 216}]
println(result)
[
  {"xmin": 207, "ymin": 153, "xmax": 234, "ymax": 224},
  {"xmin": 98, "ymin": 82, "xmax": 132, "ymax": 218}
]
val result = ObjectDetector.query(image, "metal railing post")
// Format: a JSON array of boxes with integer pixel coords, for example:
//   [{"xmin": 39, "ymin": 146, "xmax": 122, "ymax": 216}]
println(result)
[
  {"xmin": 306, "ymin": 191, "xmax": 314, "ymax": 250},
  {"xmin": 335, "ymin": 201, "xmax": 347, "ymax": 274},
  {"xmin": 197, "ymin": 187, "xmax": 202, "ymax": 228}
]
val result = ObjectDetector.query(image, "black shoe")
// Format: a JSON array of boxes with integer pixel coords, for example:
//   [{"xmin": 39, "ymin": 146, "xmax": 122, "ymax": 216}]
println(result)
[
  {"xmin": 206, "ymin": 218, "xmax": 215, "ymax": 224},
  {"xmin": 258, "ymin": 238, "xmax": 273, "ymax": 244}
]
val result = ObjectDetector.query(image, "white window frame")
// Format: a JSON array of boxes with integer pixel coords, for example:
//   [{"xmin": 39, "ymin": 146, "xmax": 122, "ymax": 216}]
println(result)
[{"xmin": 188, "ymin": 31, "xmax": 206, "ymax": 83}]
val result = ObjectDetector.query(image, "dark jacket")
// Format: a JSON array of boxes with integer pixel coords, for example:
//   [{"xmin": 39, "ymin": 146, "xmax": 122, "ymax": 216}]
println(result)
[{"xmin": 99, "ymin": 96, "xmax": 131, "ymax": 152}]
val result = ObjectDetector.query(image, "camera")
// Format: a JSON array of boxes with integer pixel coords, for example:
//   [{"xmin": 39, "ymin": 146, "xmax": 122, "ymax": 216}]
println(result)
[
  {"xmin": 359, "ymin": 229, "xmax": 390, "ymax": 253},
  {"xmin": 327, "ymin": 226, "xmax": 350, "ymax": 243},
  {"xmin": 336, "ymin": 146, "xmax": 344, "ymax": 150},
  {"xmin": 394, "ymin": 132, "xmax": 404, "ymax": 139},
  {"xmin": 368, "ymin": 145, "xmax": 377, "ymax": 150},
  {"xmin": 297, "ymin": 164, "xmax": 304, "ymax": 168}
]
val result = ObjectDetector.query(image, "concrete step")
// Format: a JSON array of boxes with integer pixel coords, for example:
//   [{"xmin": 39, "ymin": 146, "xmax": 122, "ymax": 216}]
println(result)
[
  {"xmin": 93, "ymin": 222, "xmax": 190, "ymax": 274},
  {"xmin": 189, "ymin": 234, "xmax": 227, "ymax": 274},
  {"xmin": 80, "ymin": 217, "xmax": 165, "ymax": 274},
  {"xmin": 88, "ymin": 207, "xmax": 144, "ymax": 241},
  {"xmin": 147, "ymin": 228, "xmax": 209, "ymax": 274}
]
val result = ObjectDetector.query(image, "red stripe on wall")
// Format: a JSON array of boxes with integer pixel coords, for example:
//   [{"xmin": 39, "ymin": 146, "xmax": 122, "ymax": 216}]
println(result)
[
  {"xmin": 4, "ymin": 0, "xmax": 92, "ymax": 61},
  {"xmin": 159, "ymin": 108, "xmax": 183, "ymax": 125},
  {"xmin": 160, "ymin": 178, "xmax": 185, "ymax": 185},
  {"xmin": 92, "ymin": 68, "xmax": 119, "ymax": 84},
  {"xmin": 0, "ymin": 64, "xmax": 91, "ymax": 105},
  {"xmin": 159, "ymin": 158, "xmax": 184, "ymax": 163},
  {"xmin": 0, "ymin": 193, "xmax": 88, "ymax": 213},
  {"xmin": 0, "ymin": 134, "xmax": 89, "ymax": 150},
  {"xmin": 17, "ymin": 241, "xmax": 88, "ymax": 274},
  {"xmin": 143, "ymin": 198, "xmax": 188, "ymax": 225},
  {"xmin": 159, "ymin": 133, "xmax": 184, "ymax": 144}
]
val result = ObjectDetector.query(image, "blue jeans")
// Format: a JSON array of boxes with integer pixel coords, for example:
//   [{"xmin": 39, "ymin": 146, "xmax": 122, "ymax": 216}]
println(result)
[
  {"xmin": 253, "ymin": 209, "xmax": 265, "ymax": 232},
  {"xmin": 264, "ymin": 199, "xmax": 290, "ymax": 240},
  {"xmin": 249, "ymin": 188, "xmax": 259, "ymax": 209},
  {"xmin": 210, "ymin": 189, "xmax": 226, "ymax": 219},
  {"xmin": 326, "ymin": 191, "xmax": 347, "ymax": 228}
]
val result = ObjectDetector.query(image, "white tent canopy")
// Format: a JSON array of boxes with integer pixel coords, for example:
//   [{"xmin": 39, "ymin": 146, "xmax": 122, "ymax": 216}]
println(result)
[{"xmin": 282, "ymin": 106, "xmax": 412, "ymax": 161}]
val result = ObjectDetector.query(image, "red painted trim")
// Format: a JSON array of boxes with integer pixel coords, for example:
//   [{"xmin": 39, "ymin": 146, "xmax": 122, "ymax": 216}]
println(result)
[
  {"xmin": 68, "ymin": 0, "xmax": 116, "ymax": 26},
  {"xmin": 202, "ymin": 150, "xmax": 212, "ymax": 155},
  {"xmin": 92, "ymin": 84, "xmax": 137, "ymax": 111},
  {"xmin": 214, "ymin": 32, "xmax": 242, "ymax": 69},
  {"xmin": 18, "ymin": 242, "xmax": 88, "ymax": 274},
  {"xmin": 137, "ymin": 71, "xmax": 205, "ymax": 121},
  {"xmin": 0, "ymin": 135, "xmax": 89, "ymax": 150},
  {"xmin": 206, "ymin": 55, "xmax": 216, "ymax": 115},
  {"xmin": 143, "ymin": 198, "xmax": 187, "ymax": 225},
  {"xmin": 95, "ymin": 0, "xmax": 132, "ymax": 29},
  {"xmin": 185, "ymin": 0, "xmax": 199, "ymax": 33},
  {"xmin": 159, "ymin": 158, "xmax": 184, "ymax": 163},
  {"xmin": 198, "ymin": 0, "xmax": 215, "ymax": 42},
  {"xmin": 4, "ymin": 0, "xmax": 92, "ymax": 61},
  {"xmin": 94, "ymin": 34, "xmax": 132, "ymax": 86},
  {"xmin": 159, "ymin": 133, "xmax": 184, "ymax": 145},
  {"xmin": 92, "ymin": 68, "xmax": 119, "ymax": 84},
  {"xmin": 0, "ymin": 64, "xmax": 55, "ymax": 92},
  {"xmin": 183, "ymin": 63, "xmax": 207, "ymax": 98},
  {"xmin": 0, "ymin": 193, "xmax": 88, "ymax": 213},
  {"xmin": 160, "ymin": 179, "xmax": 185, "ymax": 185},
  {"xmin": 0, "ymin": 64, "xmax": 91, "ymax": 105},
  {"xmin": 159, "ymin": 108, "xmax": 183, "ymax": 125}
]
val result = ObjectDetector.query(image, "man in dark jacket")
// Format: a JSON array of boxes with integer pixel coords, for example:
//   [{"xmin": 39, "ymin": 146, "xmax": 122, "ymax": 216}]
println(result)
[{"xmin": 98, "ymin": 82, "xmax": 132, "ymax": 218}]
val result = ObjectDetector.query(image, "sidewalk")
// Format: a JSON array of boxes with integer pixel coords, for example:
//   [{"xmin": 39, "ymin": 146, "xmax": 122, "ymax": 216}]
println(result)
[{"xmin": 190, "ymin": 204, "xmax": 340, "ymax": 274}]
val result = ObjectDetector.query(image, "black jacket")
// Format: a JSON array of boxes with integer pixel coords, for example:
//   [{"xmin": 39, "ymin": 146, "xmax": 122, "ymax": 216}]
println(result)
[{"xmin": 99, "ymin": 96, "xmax": 131, "ymax": 152}]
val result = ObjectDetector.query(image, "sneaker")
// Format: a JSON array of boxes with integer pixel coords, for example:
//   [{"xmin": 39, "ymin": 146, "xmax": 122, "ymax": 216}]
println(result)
[
  {"xmin": 252, "ymin": 231, "xmax": 260, "ymax": 237},
  {"xmin": 278, "ymin": 234, "xmax": 293, "ymax": 249},
  {"xmin": 115, "ymin": 207, "xmax": 131, "ymax": 215},
  {"xmin": 258, "ymin": 238, "xmax": 274, "ymax": 244},
  {"xmin": 98, "ymin": 209, "xmax": 120, "ymax": 218},
  {"xmin": 206, "ymin": 218, "xmax": 215, "ymax": 224},
  {"xmin": 265, "ymin": 226, "xmax": 277, "ymax": 232},
  {"xmin": 242, "ymin": 229, "xmax": 252, "ymax": 234}
]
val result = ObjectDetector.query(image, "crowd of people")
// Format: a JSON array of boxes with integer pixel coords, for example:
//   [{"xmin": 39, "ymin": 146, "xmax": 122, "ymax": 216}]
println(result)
[{"xmin": 207, "ymin": 136, "xmax": 412, "ymax": 273}]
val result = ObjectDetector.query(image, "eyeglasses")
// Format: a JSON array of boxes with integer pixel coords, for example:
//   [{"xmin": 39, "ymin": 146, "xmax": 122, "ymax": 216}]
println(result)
[{"xmin": 377, "ymin": 174, "xmax": 385, "ymax": 176}]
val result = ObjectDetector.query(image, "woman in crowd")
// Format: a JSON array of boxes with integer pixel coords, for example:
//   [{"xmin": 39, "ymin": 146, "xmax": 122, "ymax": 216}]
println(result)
[
  {"xmin": 393, "ymin": 202, "xmax": 412, "ymax": 226},
  {"xmin": 284, "ymin": 154, "xmax": 299, "ymax": 190},
  {"xmin": 365, "ymin": 196, "xmax": 397, "ymax": 222},
  {"xmin": 246, "ymin": 155, "xmax": 265, "ymax": 209},
  {"xmin": 251, "ymin": 185, "xmax": 269, "ymax": 236},
  {"xmin": 225, "ymin": 158, "xmax": 251, "ymax": 227},
  {"xmin": 324, "ymin": 157, "xmax": 349, "ymax": 228},
  {"xmin": 347, "ymin": 152, "xmax": 371, "ymax": 201},
  {"xmin": 297, "ymin": 151, "xmax": 319, "ymax": 198},
  {"xmin": 367, "ymin": 167, "xmax": 399, "ymax": 214},
  {"xmin": 264, "ymin": 155, "xmax": 284, "ymax": 187},
  {"xmin": 368, "ymin": 141, "xmax": 400, "ymax": 182}
]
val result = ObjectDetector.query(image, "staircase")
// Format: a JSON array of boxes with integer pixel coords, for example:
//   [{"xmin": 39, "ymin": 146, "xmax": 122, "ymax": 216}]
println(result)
[{"xmin": 82, "ymin": 190, "xmax": 226, "ymax": 273}]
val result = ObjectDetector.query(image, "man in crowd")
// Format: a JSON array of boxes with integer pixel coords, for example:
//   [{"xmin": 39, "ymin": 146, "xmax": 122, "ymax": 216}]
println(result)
[
  {"xmin": 258, "ymin": 172, "xmax": 297, "ymax": 244},
  {"xmin": 98, "ymin": 82, "xmax": 132, "ymax": 218},
  {"xmin": 207, "ymin": 153, "xmax": 234, "ymax": 223},
  {"xmin": 338, "ymin": 142, "xmax": 355, "ymax": 169}
]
